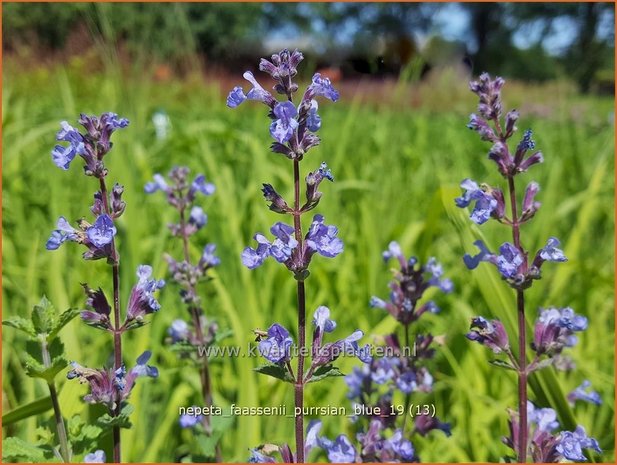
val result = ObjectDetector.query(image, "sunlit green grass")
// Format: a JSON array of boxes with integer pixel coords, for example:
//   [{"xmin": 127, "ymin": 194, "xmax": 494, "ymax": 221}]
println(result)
[{"xmin": 2, "ymin": 59, "xmax": 614, "ymax": 462}]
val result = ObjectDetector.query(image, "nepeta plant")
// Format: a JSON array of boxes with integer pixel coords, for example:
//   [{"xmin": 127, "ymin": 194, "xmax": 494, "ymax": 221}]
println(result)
[
  {"xmin": 308, "ymin": 242, "xmax": 452, "ymax": 461},
  {"xmin": 458, "ymin": 74, "xmax": 601, "ymax": 462},
  {"xmin": 228, "ymin": 49, "xmax": 367, "ymax": 463},
  {"xmin": 46, "ymin": 113, "xmax": 163, "ymax": 462},
  {"xmin": 144, "ymin": 166, "xmax": 222, "ymax": 459}
]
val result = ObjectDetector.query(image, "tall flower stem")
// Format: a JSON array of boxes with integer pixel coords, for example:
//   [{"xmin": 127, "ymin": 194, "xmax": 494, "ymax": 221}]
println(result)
[
  {"xmin": 99, "ymin": 178, "xmax": 123, "ymax": 463},
  {"xmin": 507, "ymin": 175, "xmax": 527, "ymax": 463},
  {"xmin": 292, "ymin": 159, "xmax": 307, "ymax": 462},
  {"xmin": 41, "ymin": 340, "xmax": 70, "ymax": 462},
  {"xmin": 177, "ymin": 207, "xmax": 221, "ymax": 461}
]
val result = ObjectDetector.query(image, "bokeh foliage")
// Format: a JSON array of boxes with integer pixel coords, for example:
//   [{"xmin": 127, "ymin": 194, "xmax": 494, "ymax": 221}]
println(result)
[{"xmin": 2, "ymin": 49, "xmax": 615, "ymax": 462}]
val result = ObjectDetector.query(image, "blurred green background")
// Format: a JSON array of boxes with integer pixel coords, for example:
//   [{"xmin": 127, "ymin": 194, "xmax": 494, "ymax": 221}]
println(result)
[{"xmin": 2, "ymin": 2, "xmax": 615, "ymax": 462}]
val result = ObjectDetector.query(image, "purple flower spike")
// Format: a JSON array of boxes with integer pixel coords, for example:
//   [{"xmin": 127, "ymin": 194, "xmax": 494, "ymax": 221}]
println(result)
[
  {"xmin": 455, "ymin": 179, "xmax": 498, "ymax": 225},
  {"xmin": 466, "ymin": 316, "xmax": 510, "ymax": 354},
  {"xmin": 189, "ymin": 206, "xmax": 207, "ymax": 229},
  {"xmin": 568, "ymin": 380, "xmax": 602, "ymax": 406},
  {"xmin": 87, "ymin": 214, "xmax": 117, "ymax": 248},
  {"xmin": 270, "ymin": 222, "xmax": 299, "ymax": 262},
  {"xmin": 52, "ymin": 121, "xmax": 85, "ymax": 170},
  {"xmin": 241, "ymin": 234, "xmax": 272, "ymax": 269},
  {"xmin": 270, "ymin": 101, "xmax": 299, "ymax": 143},
  {"xmin": 258, "ymin": 323, "xmax": 293, "ymax": 364},
  {"xmin": 556, "ymin": 426, "xmax": 602, "ymax": 461},
  {"xmin": 227, "ymin": 86, "xmax": 247, "ymax": 108},
  {"xmin": 306, "ymin": 214, "xmax": 343, "ymax": 258}
]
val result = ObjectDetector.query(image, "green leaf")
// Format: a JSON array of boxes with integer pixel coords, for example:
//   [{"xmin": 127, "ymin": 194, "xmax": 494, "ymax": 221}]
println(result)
[
  {"xmin": 68, "ymin": 415, "xmax": 104, "ymax": 454},
  {"xmin": 307, "ymin": 365, "xmax": 344, "ymax": 383},
  {"xmin": 2, "ymin": 316, "xmax": 36, "ymax": 338},
  {"xmin": 253, "ymin": 363, "xmax": 294, "ymax": 383},
  {"xmin": 2, "ymin": 396, "xmax": 53, "ymax": 425},
  {"xmin": 25, "ymin": 354, "xmax": 68, "ymax": 383},
  {"xmin": 48, "ymin": 308, "xmax": 80, "ymax": 341},
  {"xmin": 195, "ymin": 432, "xmax": 220, "ymax": 459},
  {"xmin": 96, "ymin": 403, "xmax": 134, "ymax": 429},
  {"xmin": 2, "ymin": 437, "xmax": 47, "ymax": 462},
  {"xmin": 32, "ymin": 295, "xmax": 56, "ymax": 334},
  {"xmin": 488, "ymin": 359, "xmax": 517, "ymax": 371}
]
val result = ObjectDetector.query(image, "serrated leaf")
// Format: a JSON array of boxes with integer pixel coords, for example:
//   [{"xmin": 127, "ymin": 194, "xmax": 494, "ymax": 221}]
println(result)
[
  {"xmin": 253, "ymin": 363, "xmax": 294, "ymax": 383},
  {"xmin": 25, "ymin": 355, "xmax": 68, "ymax": 382},
  {"xmin": 48, "ymin": 308, "xmax": 80, "ymax": 341},
  {"xmin": 488, "ymin": 359, "xmax": 517, "ymax": 371},
  {"xmin": 68, "ymin": 415, "xmax": 104, "ymax": 454},
  {"xmin": 195, "ymin": 432, "xmax": 220, "ymax": 458},
  {"xmin": 2, "ymin": 397, "xmax": 52, "ymax": 425},
  {"xmin": 34, "ymin": 427, "xmax": 54, "ymax": 446},
  {"xmin": 2, "ymin": 437, "xmax": 47, "ymax": 462},
  {"xmin": 96, "ymin": 403, "xmax": 134, "ymax": 429},
  {"xmin": 2, "ymin": 316, "xmax": 36, "ymax": 338},
  {"xmin": 32, "ymin": 296, "xmax": 56, "ymax": 334},
  {"xmin": 307, "ymin": 364, "xmax": 344, "ymax": 383}
]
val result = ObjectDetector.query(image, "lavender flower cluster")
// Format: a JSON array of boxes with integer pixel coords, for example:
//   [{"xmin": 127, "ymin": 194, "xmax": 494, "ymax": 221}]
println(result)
[
  {"xmin": 458, "ymin": 73, "xmax": 601, "ymax": 462},
  {"xmin": 46, "ymin": 113, "xmax": 163, "ymax": 461}
]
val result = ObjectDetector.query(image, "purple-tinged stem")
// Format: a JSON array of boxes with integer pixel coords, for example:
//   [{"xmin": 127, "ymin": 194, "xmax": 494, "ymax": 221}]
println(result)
[
  {"xmin": 99, "ymin": 178, "xmax": 123, "ymax": 463},
  {"xmin": 507, "ymin": 175, "xmax": 527, "ymax": 463},
  {"xmin": 178, "ymin": 206, "xmax": 221, "ymax": 462},
  {"xmin": 293, "ymin": 159, "xmax": 306, "ymax": 463},
  {"xmin": 402, "ymin": 323, "xmax": 412, "ymax": 433}
]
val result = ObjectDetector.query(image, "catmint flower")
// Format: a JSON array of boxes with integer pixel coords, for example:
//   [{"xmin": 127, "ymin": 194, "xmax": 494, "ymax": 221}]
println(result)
[
  {"xmin": 556, "ymin": 426, "xmax": 602, "ymax": 461},
  {"xmin": 371, "ymin": 357, "xmax": 398, "ymax": 384},
  {"xmin": 505, "ymin": 109, "xmax": 519, "ymax": 137},
  {"xmin": 467, "ymin": 113, "xmax": 498, "ymax": 142},
  {"xmin": 532, "ymin": 307, "xmax": 588, "ymax": 356},
  {"xmin": 168, "ymin": 319, "xmax": 190, "ymax": 343},
  {"xmin": 227, "ymin": 87, "xmax": 247, "ymax": 108},
  {"xmin": 243, "ymin": 71, "xmax": 276, "ymax": 107},
  {"xmin": 45, "ymin": 216, "xmax": 79, "ymax": 250},
  {"xmin": 306, "ymin": 100, "xmax": 322, "ymax": 132},
  {"xmin": 521, "ymin": 181, "xmax": 541, "ymax": 221},
  {"xmin": 262, "ymin": 183, "xmax": 291, "ymax": 214},
  {"xmin": 258, "ymin": 323, "xmax": 293, "ymax": 364},
  {"xmin": 179, "ymin": 409, "xmax": 203, "ymax": 428},
  {"xmin": 466, "ymin": 317, "xmax": 510, "ymax": 354},
  {"xmin": 303, "ymin": 162, "xmax": 334, "ymax": 211},
  {"xmin": 86, "ymin": 214, "xmax": 117, "ymax": 248},
  {"xmin": 125, "ymin": 265, "xmax": 165, "ymax": 326},
  {"xmin": 111, "ymin": 183, "xmax": 126, "ymax": 218},
  {"xmin": 270, "ymin": 102, "xmax": 299, "ymax": 143},
  {"xmin": 242, "ymin": 223, "xmax": 299, "ymax": 270},
  {"xmin": 533, "ymin": 237, "xmax": 567, "ymax": 267},
  {"xmin": 144, "ymin": 174, "xmax": 169, "ymax": 194},
  {"xmin": 317, "ymin": 434, "xmax": 357, "ymax": 463},
  {"xmin": 67, "ymin": 362, "xmax": 124, "ymax": 409},
  {"xmin": 199, "ymin": 243, "xmax": 221, "ymax": 269},
  {"xmin": 189, "ymin": 206, "xmax": 207, "ymax": 229},
  {"xmin": 260, "ymin": 48, "xmax": 304, "ymax": 81},
  {"xmin": 80, "ymin": 285, "xmax": 112, "ymax": 330},
  {"xmin": 528, "ymin": 402, "xmax": 560, "ymax": 432},
  {"xmin": 496, "ymin": 242, "xmax": 524, "ymax": 279},
  {"xmin": 384, "ymin": 430, "xmax": 415, "ymax": 461},
  {"xmin": 305, "ymin": 214, "xmax": 343, "ymax": 258},
  {"xmin": 52, "ymin": 121, "xmax": 85, "ymax": 170},
  {"xmin": 313, "ymin": 330, "xmax": 368, "ymax": 366},
  {"xmin": 487, "ymin": 142, "xmax": 515, "ymax": 175},
  {"xmin": 455, "ymin": 179, "xmax": 502, "ymax": 224},
  {"xmin": 84, "ymin": 450, "xmax": 106, "ymax": 463},
  {"xmin": 312, "ymin": 305, "xmax": 337, "ymax": 352},
  {"xmin": 568, "ymin": 380, "xmax": 602, "ymax": 406},
  {"xmin": 189, "ymin": 174, "xmax": 216, "ymax": 198},
  {"xmin": 304, "ymin": 73, "xmax": 340, "ymax": 102}
]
